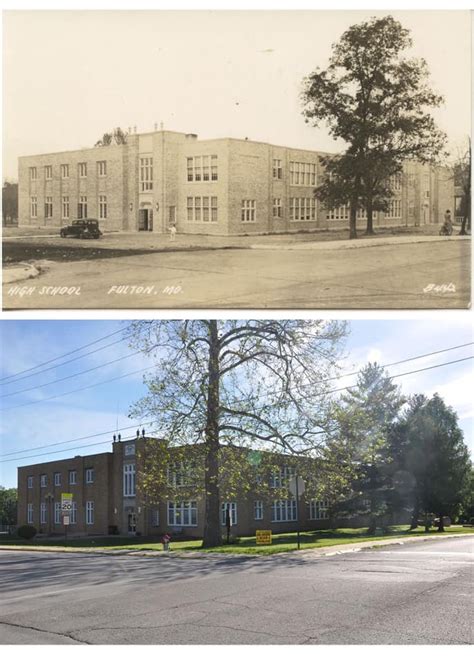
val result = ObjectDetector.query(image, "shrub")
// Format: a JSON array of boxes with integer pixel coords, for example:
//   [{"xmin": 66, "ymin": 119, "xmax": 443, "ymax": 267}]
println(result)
[{"xmin": 17, "ymin": 525, "xmax": 37, "ymax": 540}]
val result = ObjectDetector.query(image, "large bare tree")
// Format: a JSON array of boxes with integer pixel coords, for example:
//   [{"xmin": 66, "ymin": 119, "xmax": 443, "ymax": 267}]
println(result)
[{"xmin": 128, "ymin": 320, "xmax": 347, "ymax": 547}]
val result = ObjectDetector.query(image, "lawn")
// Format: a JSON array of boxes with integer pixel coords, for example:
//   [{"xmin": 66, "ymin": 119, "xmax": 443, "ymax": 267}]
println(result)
[{"xmin": 1, "ymin": 525, "xmax": 472, "ymax": 556}]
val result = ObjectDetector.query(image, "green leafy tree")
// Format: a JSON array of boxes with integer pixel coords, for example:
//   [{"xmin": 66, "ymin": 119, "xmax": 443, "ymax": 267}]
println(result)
[
  {"xmin": 0, "ymin": 487, "xmax": 18, "ymax": 532},
  {"xmin": 329, "ymin": 363, "xmax": 406, "ymax": 533},
  {"xmin": 301, "ymin": 15, "xmax": 446, "ymax": 238},
  {"xmin": 128, "ymin": 320, "xmax": 347, "ymax": 547}
]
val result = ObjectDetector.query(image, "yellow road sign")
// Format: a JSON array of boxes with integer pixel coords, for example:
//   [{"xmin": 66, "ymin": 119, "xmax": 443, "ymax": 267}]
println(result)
[{"xmin": 256, "ymin": 530, "xmax": 272, "ymax": 545}]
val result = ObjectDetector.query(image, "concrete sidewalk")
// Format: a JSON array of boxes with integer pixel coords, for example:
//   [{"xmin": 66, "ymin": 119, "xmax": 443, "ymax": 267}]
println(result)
[{"xmin": 251, "ymin": 234, "xmax": 471, "ymax": 251}]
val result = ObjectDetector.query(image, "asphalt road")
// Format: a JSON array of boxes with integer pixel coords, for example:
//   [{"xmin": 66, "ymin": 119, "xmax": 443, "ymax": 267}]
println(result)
[
  {"xmin": 3, "ymin": 239, "xmax": 470, "ymax": 309},
  {"xmin": 0, "ymin": 536, "xmax": 472, "ymax": 644}
]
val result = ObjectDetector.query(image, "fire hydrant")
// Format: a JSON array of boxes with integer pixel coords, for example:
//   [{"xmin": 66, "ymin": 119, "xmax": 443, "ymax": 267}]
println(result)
[{"xmin": 162, "ymin": 533, "xmax": 171, "ymax": 551}]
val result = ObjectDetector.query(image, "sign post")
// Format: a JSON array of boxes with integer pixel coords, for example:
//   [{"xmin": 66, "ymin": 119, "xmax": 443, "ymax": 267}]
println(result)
[
  {"xmin": 61, "ymin": 493, "xmax": 73, "ymax": 542},
  {"xmin": 289, "ymin": 476, "xmax": 305, "ymax": 550}
]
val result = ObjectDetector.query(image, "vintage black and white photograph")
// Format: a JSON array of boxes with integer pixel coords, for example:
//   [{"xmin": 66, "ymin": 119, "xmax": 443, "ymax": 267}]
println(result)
[
  {"xmin": 2, "ymin": 10, "xmax": 471, "ymax": 309},
  {"xmin": 0, "ymin": 317, "xmax": 472, "ymax": 644}
]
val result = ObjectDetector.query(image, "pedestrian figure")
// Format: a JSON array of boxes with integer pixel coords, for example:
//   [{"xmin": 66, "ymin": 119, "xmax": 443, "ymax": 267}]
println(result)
[
  {"xmin": 169, "ymin": 223, "xmax": 177, "ymax": 241},
  {"xmin": 439, "ymin": 210, "xmax": 453, "ymax": 236}
]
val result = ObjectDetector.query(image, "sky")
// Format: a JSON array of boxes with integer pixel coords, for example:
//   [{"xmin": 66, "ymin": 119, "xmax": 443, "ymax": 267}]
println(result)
[
  {"xmin": 2, "ymin": 9, "xmax": 471, "ymax": 180},
  {"xmin": 0, "ymin": 318, "xmax": 472, "ymax": 489}
]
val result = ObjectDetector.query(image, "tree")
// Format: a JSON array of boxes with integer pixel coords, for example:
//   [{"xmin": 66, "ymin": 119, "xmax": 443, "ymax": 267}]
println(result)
[
  {"xmin": 453, "ymin": 138, "xmax": 471, "ymax": 235},
  {"xmin": 128, "ymin": 320, "xmax": 347, "ymax": 547},
  {"xmin": 94, "ymin": 127, "xmax": 128, "ymax": 147},
  {"xmin": 301, "ymin": 15, "xmax": 446, "ymax": 238},
  {"xmin": 399, "ymin": 394, "xmax": 471, "ymax": 531},
  {"xmin": 0, "ymin": 487, "xmax": 17, "ymax": 532},
  {"xmin": 2, "ymin": 181, "xmax": 18, "ymax": 226},
  {"xmin": 328, "ymin": 363, "xmax": 405, "ymax": 533}
]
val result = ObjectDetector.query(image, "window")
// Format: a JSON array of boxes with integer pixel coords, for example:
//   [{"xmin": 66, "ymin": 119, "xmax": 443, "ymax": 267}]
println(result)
[
  {"xmin": 221, "ymin": 502, "xmax": 238, "ymax": 526},
  {"xmin": 187, "ymin": 196, "xmax": 218, "ymax": 223},
  {"xmin": 167, "ymin": 462, "xmax": 193, "ymax": 488},
  {"xmin": 30, "ymin": 167, "xmax": 37, "ymax": 180},
  {"xmin": 86, "ymin": 501, "xmax": 94, "ymax": 525},
  {"xmin": 62, "ymin": 196, "xmax": 70, "ymax": 220},
  {"xmin": 40, "ymin": 502, "xmax": 47, "ymax": 524},
  {"xmin": 70, "ymin": 502, "xmax": 77, "ymax": 525},
  {"xmin": 289, "ymin": 197, "xmax": 316, "ymax": 221},
  {"xmin": 389, "ymin": 173, "xmax": 402, "ymax": 191},
  {"xmin": 271, "ymin": 499, "xmax": 297, "ymax": 522},
  {"xmin": 123, "ymin": 463, "xmax": 136, "ymax": 497},
  {"xmin": 150, "ymin": 508, "xmax": 160, "ymax": 527},
  {"xmin": 40, "ymin": 474, "xmax": 47, "ymax": 487},
  {"xmin": 290, "ymin": 162, "xmax": 317, "ymax": 186},
  {"xmin": 54, "ymin": 472, "xmax": 61, "ymax": 487},
  {"xmin": 97, "ymin": 160, "xmax": 107, "ymax": 177},
  {"xmin": 310, "ymin": 499, "xmax": 330, "ymax": 520},
  {"xmin": 124, "ymin": 444, "xmax": 135, "ymax": 456},
  {"xmin": 45, "ymin": 165, "xmax": 52, "ymax": 180},
  {"xmin": 54, "ymin": 502, "xmax": 61, "ymax": 525},
  {"xmin": 140, "ymin": 157, "xmax": 153, "ymax": 191},
  {"xmin": 85, "ymin": 468, "xmax": 94, "ymax": 484},
  {"xmin": 27, "ymin": 476, "xmax": 33, "ymax": 489},
  {"xmin": 30, "ymin": 197, "xmax": 37, "ymax": 218},
  {"xmin": 167, "ymin": 501, "xmax": 198, "ymax": 526},
  {"xmin": 78, "ymin": 196, "xmax": 87, "ymax": 219},
  {"xmin": 69, "ymin": 470, "xmax": 77, "ymax": 485},
  {"xmin": 98, "ymin": 195, "xmax": 107, "ymax": 220},
  {"xmin": 186, "ymin": 155, "xmax": 218, "ymax": 182},
  {"xmin": 254, "ymin": 500, "xmax": 264, "ymax": 520},
  {"xmin": 45, "ymin": 197, "xmax": 53, "ymax": 219},
  {"xmin": 269, "ymin": 466, "xmax": 294, "ymax": 488},
  {"xmin": 386, "ymin": 199, "xmax": 402, "ymax": 219},
  {"xmin": 327, "ymin": 205, "xmax": 349, "ymax": 221},
  {"xmin": 61, "ymin": 164, "xmax": 69, "ymax": 179},
  {"xmin": 273, "ymin": 158, "xmax": 283, "ymax": 180},
  {"xmin": 78, "ymin": 162, "xmax": 87, "ymax": 178},
  {"xmin": 273, "ymin": 198, "xmax": 282, "ymax": 218},
  {"xmin": 241, "ymin": 199, "xmax": 256, "ymax": 223},
  {"xmin": 27, "ymin": 504, "xmax": 33, "ymax": 524}
]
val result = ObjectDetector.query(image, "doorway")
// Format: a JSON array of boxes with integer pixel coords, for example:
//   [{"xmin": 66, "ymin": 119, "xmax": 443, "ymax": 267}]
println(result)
[
  {"xmin": 138, "ymin": 209, "xmax": 153, "ymax": 231},
  {"xmin": 127, "ymin": 511, "xmax": 137, "ymax": 534}
]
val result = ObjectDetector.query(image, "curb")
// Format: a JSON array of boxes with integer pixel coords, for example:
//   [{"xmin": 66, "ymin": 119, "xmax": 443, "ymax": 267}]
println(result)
[{"xmin": 250, "ymin": 235, "xmax": 471, "ymax": 252}]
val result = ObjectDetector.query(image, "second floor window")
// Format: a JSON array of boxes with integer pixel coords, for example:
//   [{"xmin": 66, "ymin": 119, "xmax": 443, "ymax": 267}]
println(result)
[
  {"xmin": 45, "ymin": 165, "xmax": 52, "ymax": 180},
  {"xmin": 123, "ymin": 463, "xmax": 136, "ymax": 496},
  {"xmin": 29, "ymin": 167, "xmax": 37, "ymax": 180},
  {"xmin": 97, "ymin": 160, "xmax": 107, "ymax": 177},
  {"xmin": 290, "ymin": 161, "xmax": 316, "ymax": 186},
  {"xmin": 69, "ymin": 470, "xmax": 77, "ymax": 485},
  {"xmin": 85, "ymin": 468, "xmax": 95, "ymax": 484},
  {"xmin": 40, "ymin": 474, "xmax": 47, "ymax": 487},
  {"xmin": 273, "ymin": 158, "xmax": 282, "ymax": 179},
  {"xmin": 269, "ymin": 466, "xmax": 294, "ymax": 488},
  {"xmin": 78, "ymin": 162, "xmax": 87, "ymax": 178},
  {"xmin": 54, "ymin": 472, "xmax": 61, "ymax": 486},
  {"xmin": 61, "ymin": 164, "xmax": 69, "ymax": 179},
  {"xmin": 140, "ymin": 157, "xmax": 153, "ymax": 191},
  {"xmin": 27, "ymin": 476, "xmax": 33, "ymax": 489},
  {"xmin": 187, "ymin": 155, "xmax": 218, "ymax": 182}
]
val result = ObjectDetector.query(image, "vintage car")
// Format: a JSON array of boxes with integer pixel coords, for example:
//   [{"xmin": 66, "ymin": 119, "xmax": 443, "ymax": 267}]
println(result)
[{"xmin": 60, "ymin": 219, "xmax": 102, "ymax": 239}]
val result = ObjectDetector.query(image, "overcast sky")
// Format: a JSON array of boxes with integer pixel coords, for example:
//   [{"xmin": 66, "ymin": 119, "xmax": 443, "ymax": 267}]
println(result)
[
  {"xmin": 1, "ymin": 318, "xmax": 472, "ymax": 489},
  {"xmin": 2, "ymin": 9, "xmax": 471, "ymax": 179}
]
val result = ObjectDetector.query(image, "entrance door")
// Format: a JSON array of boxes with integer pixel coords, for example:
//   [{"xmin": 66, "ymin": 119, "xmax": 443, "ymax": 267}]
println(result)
[
  {"xmin": 127, "ymin": 512, "xmax": 137, "ymax": 534},
  {"xmin": 138, "ymin": 209, "xmax": 149, "ymax": 231}
]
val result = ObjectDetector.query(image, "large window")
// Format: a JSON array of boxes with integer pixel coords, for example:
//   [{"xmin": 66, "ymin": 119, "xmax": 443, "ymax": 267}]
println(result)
[
  {"xmin": 98, "ymin": 195, "xmax": 107, "ymax": 220},
  {"xmin": 167, "ymin": 462, "xmax": 194, "ymax": 488},
  {"xmin": 269, "ymin": 466, "xmax": 294, "ymax": 488},
  {"xmin": 78, "ymin": 162, "xmax": 87, "ymax": 178},
  {"xmin": 62, "ymin": 196, "xmax": 70, "ymax": 220},
  {"xmin": 271, "ymin": 500, "xmax": 297, "ymax": 522},
  {"xmin": 290, "ymin": 162, "xmax": 317, "ymax": 186},
  {"xmin": 309, "ymin": 499, "xmax": 330, "ymax": 520},
  {"xmin": 254, "ymin": 500, "xmax": 264, "ymax": 520},
  {"xmin": 45, "ymin": 165, "xmax": 52, "ymax": 180},
  {"xmin": 326, "ymin": 205, "xmax": 349, "ymax": 221},
  {"xmin": 386, "ymin": 199, "xmax": 402, "ymax": 219},
  {"xmin": 389, "ymin": 173, "xmax": 402, "ymax": 191},
  {"xmin": 78, "ymin": 196, "xmax": 88, "ymax": 219},
  {"xmin": 221, "ymin": 502, "xmax": 238, "ymax": 526},
  {"xmin": 167, "ymin": 501, "xmax": 198, "ymax": 526},
  {"xmin": 241, "ymin": 200, "xmax": 256, "ymax": 223},
  {"xmin": 45, "ymin": 197, "xmax": 53, "ymax": 219},
  {"xmin": 289, "ymin": 197, "xmax": 316, "ymax": 221},
  {"xmin": 86, "ymin": 501, "xmax": 94, "ymax": 525},
  {"xmin": 187, "ymin": 155, "xmax": 218, "ymax": 182},
  {"xmin": 140, "ymin": 157, "xmax": 153, "ymax": 191},
  {"xmin": 187, "ymin": 196, "xmax": 218, "ymax": 222},
  {"xmin": 273, "ymin": 159, "xmax": 283, "ymax": 180},
  {"xmin": 97, "ymin": 160, "xmax": 107, "ymax": 177},
  {"xmin": 30, "ymin": 197, "xmax": 37, "ymax": 219},
  {"xmin": 54, "ymin": 502, "xmax": 61, "ymax": 525},
  {"xmin": 40, "ymin": 502, "xmax": 47, "ymax": 524},
  {"xmin": 27, "ymin": 504, "xmax": 33, "ymax": 524},
  {"xmin": 123, "ymin": 463, "xmax": 136, "ymax": 497}
]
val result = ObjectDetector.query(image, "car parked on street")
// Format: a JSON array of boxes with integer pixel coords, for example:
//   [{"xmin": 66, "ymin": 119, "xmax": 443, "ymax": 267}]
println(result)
[{"xmin": 60, "ymin": 219, "xmax": 102, "ymax": 239}]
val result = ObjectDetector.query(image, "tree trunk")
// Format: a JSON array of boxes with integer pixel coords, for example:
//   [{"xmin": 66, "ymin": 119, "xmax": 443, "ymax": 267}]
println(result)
[
  {"xmin": 349, "ymin": 203, "xmax": 357, "ymax": 239},
  {"xmin": 202, "ymin": 321, "xmax": 222, "ymax": 548},
  {"xmin": 409, "ymin": 505, "xmax": 419, "ymax": 530},
  {"xmin": 459, "ymin": 217, "xmax": 467, "ymax": 235},
  {"xmin": 365, "ymin": 199, "xmax": 375, "ymax": 235},
  {"xmin": 437, "ymin": 513, "xmax": 445, "ymax": 533}
]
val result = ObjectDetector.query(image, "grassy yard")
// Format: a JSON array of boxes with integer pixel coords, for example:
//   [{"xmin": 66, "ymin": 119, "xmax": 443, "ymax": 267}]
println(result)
[{"xmin": 1, "ymin": 525, "xmax": 472, "ymax": 556}]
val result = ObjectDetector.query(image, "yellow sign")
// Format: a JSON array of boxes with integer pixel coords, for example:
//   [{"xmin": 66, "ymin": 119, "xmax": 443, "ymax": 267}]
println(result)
[
  {"xmin": 61, "ymin": 493, "xmax": 73, "ymax": 510},
  {"xmin": 256, "ymin": 530, "xmax": 272, "ymax": 545}
]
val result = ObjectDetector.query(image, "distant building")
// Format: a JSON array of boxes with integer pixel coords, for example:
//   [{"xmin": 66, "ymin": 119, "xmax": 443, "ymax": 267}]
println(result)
[
  {"xmin": 18, "ymin": 130, "xmax": 453, "ymax": 235},
  {"xmin": 17, "ymin": 434, "xmax": 336, "ymax": 538}
]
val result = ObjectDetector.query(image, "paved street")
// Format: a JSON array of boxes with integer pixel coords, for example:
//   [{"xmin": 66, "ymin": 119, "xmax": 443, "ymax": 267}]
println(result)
[
  {"xmin": 3, "ymin": 238, "xmax": 470, "ymax": 309},
  {"xmin": 0, "ymin": 536, "xmax": 472, "ymax": 644}
]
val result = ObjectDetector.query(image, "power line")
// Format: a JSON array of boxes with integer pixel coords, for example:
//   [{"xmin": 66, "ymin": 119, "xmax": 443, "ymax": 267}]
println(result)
[
  {"xmin": 1, "ymin": 352, "xmax": 472, "ymax": 464},
  {"xmin": 0, "ymin": 325, "xmax": 131, "ymax": 383}
]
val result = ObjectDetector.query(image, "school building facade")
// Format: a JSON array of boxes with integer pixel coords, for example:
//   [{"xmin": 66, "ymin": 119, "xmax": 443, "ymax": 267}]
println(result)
[
  {"xmin": 17, "ymin": 434, "xmax": 334, "ymax": 539},
  {"xmin": 18, "ymin": 129, "xmax": 454, "ymax": 235}
]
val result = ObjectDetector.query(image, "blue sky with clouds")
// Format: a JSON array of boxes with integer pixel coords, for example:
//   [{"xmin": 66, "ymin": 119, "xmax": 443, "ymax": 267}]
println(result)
[{"xmin": 0, "ymin": 318, "xmax": 472, "ymax": 489}]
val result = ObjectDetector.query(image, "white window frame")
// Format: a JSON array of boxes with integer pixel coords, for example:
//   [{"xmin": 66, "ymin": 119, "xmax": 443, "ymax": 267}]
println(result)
[
  {"xmin": 273, "ymin": 158, "xmax": 282, "ymax": 180},
  {"xmin": 289, "ymin": 197, "xmax": 316, "ymax": 222},
  {"xmin": 45, "ymin": 165, "xmax": 52, "ymax": 180},
  {"xmin": 187, "ymin": 155, "xmax": 218, "ymax": 182},
  {"xmin": 98, "ymin": 195, "xmax": 107, "ymax": 220},
  {"xmin": 140, "ymin": 156, "xmax": 153, "ymax": 191},
  {"xmin": 241, "ymin": 199, "xmax": 256, "ymax": 223},
  {"xmin": 271, "ymin": 499, "xmax": 297, "ymax": 522},
  {"xmin": 60, "ymin": 164, "xmax": 69, "ymax": 179},
  {"xmin": 70, "ymin": 502, "xmax": 77, "ymax": 525},
  {"xmin": 85, "ymin": 468, "xmax": 94, "ymax": 484},
  {"xmin": 45, "ymin": 197, "xmax": 53, "ymax": 219},
  {"xmin": 186, "ymin": 196, "xmax": 218, "ymax": 223},
  {"xmin": 221, "ymin": 502, "xmax": 238, "ymax": 526},
  {"xmin": 386, "ymin": 199, "xmax": 402, "ymax": 219},
  {"xmin": 62, "ymin": 196, "xmax": 70, "ymax": 220},
  {"xmin": 40, "ymin": 474, "xmax": 47, "ymax": 487},
  {"xmin": 78, "ymin": 196, "xmax": 88, "ymax": 219},
  {"xmin": 40, "ymin": 502, "xmax": 47, "ymax": 524},
  {"xmin": 327, "ymin": 205, "xmax": 349, "ymax": 221},
  {"xmin": 54, "ymin": 502, "xmax": 61, "ymax": 524},
  {"xmin": 273, "ymin": 198, "xmax": 282, "ymax": 218},
  {"xmin": 29, "ymin": 167, "xmax": 37, "ymax": 180},
  {"xmin": 78, "ymin": 162, "xmax": 87, "ymax": 178},
  {"xmin": 123, "ymin": 463, "xmax": 136, "ymax": 497},
  {"xmin": 86, "ymin": 501, "xmax": 94, "ymax": 525},
  {"xmin": 310, "ymin": 499, "xmax": 330, "ymax": 520},
  {"xmin": 269, "ymin": 465, "xmax": 294, "ymax": 488},
  {"xmin": 27, "ymin": 503, "xmax": 33, "ymax": 524},
  {"xmin": 69, "ymin": 470, "xmax": 77, "ymax": 485},
  {"xmin": 30, "ymin": 196, "xmax": 38, "ymax": 219},
  {"xmin": 27, "ymin": 476, "xmax": 33, "ymax": 489},
  {"xmin": 54, "ymin": 472, "xmax": 61, "ymax": 486},
  {"xmin": 254, "ymin": 500, "xmax": 264, "ymax": 520},
  {"xmin": 290, "ymin": 161, "xmax": 316, "ymax": 186},
  {"xmin": 167, "ymin": 501, "xmax": 198, "ymax": 527},
  {"xmin": 97, "ymin": 160, "xmax": 107, "ymax": 177}
]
